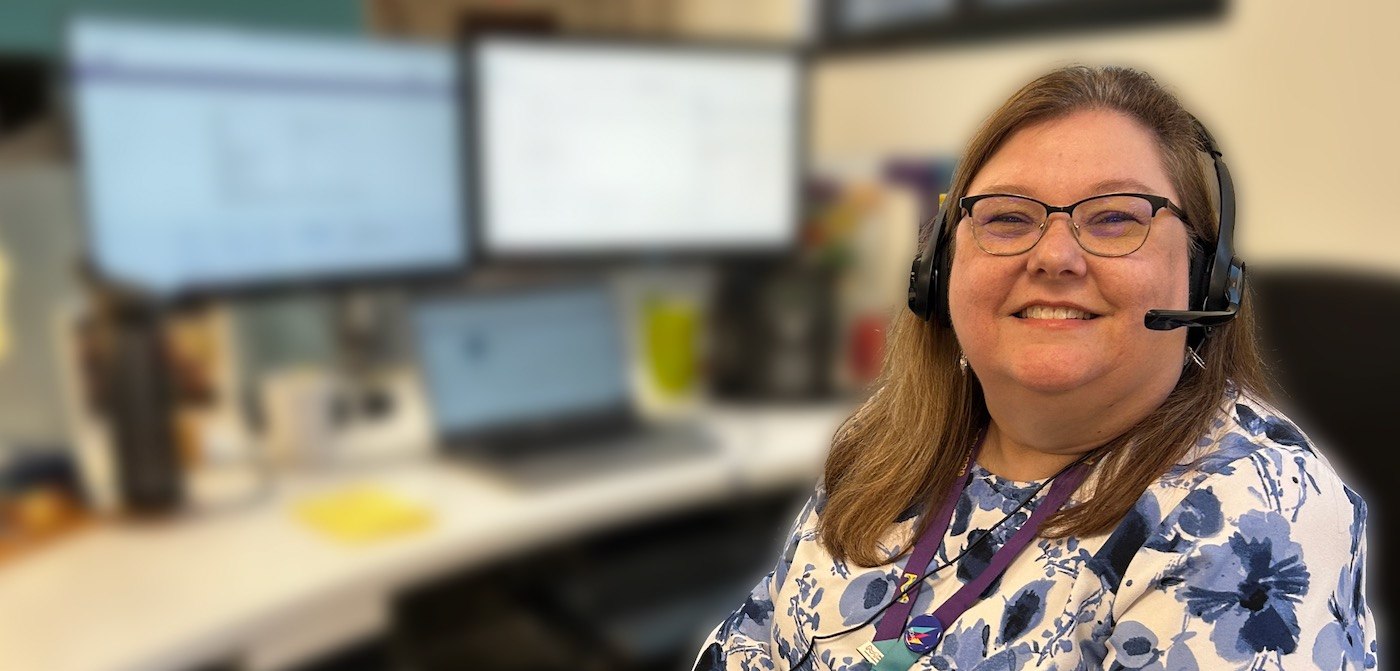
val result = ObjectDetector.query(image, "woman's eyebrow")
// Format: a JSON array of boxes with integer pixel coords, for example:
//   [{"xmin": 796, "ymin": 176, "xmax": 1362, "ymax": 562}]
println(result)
[
  {"xmin": 972, "ymin": 179, "xmax": 1161, "ymax": 198},
  {"xmin": 1087, "ymin": 178, "xmax": 1158, "ymax": 193},
  {"xmin": 975, "ymin": 183, "xmax": 1036, "ymax": 195}
]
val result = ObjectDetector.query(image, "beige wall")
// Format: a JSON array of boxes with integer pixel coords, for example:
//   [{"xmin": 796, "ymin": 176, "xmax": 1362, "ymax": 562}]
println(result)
[
  {"xmin": 811, "ymin": 1, "xmax": 1400, "ymax": 275},
  {"xmin": 671, "ymin": 0, "xmax": 810, "ymax": 41}
]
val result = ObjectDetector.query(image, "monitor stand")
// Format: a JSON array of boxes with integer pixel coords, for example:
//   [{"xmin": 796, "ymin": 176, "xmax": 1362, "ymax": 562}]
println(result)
[
  {"xmin": 329, "ymin": 288, "xmax": 406, "ymax": 424},
  {"xmin": 252, "ymin": 289, "xmax": 432, "ymax": 470},
  {"xmin": 284, "ymin": 289, "xmax": 434, "ymax": 466}
]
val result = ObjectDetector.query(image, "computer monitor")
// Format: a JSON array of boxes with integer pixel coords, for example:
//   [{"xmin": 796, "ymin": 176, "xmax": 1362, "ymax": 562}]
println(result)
[
  {"xmin": 468, "ymin": 36, "xmax": 804, "ymax": 260},
  {"xmin": 67, "ymin": 17, "xmax": 468, "ymax": 297},
  {"xmin": 410, "ymin": 283, "xmax": 633, "ymax": 449}
]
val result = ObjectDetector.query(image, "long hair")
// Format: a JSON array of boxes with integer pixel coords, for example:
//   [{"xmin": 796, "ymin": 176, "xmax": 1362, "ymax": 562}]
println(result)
[{"xmin": 818, "ymin": 65, "xmax": 1270, "ymax": 567}]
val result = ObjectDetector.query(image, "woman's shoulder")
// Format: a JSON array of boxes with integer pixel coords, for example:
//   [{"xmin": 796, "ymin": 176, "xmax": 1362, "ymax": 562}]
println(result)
[
  {"xmin": 1100, "ymin": 390, "xmax": 1378, "ymax": 671},
  {"xmin": 1089, "ymin": 389, "xmax": 1366, "ymax": 580},
  {"xmin": 1161, "ymin": 387, "xmax": 1348, "ymax": 498},
  {"xmin": 1135, "ymin": 387, "xmax": 1368, "ymax": 552},
  {"xmin": 1086, "ymin": 388, "xmax": 1369, "ymax": 601}
]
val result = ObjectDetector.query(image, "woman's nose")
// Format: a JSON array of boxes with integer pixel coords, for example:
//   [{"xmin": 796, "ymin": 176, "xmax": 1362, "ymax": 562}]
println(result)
[{"xmin": 1027, "ymin": 214, "xmax": 1088, "ymax": 278}]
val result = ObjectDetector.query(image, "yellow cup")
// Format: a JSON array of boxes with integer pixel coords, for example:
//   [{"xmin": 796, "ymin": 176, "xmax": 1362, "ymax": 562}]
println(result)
[{"xmin": 642, "ymin": 296, "xmax": 699, "ymax": 399}]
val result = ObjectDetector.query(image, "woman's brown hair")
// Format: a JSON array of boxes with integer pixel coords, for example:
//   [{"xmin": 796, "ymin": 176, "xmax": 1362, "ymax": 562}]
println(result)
[{"xmin": 818, "ymin": 65, "xmax": 1270, "ymax": 567}]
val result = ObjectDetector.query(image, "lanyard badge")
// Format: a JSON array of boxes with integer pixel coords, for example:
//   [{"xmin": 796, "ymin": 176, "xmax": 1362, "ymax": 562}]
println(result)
[{"xmin": 864, "ymin": 446, "xmax": 1094, "ymax": 667}]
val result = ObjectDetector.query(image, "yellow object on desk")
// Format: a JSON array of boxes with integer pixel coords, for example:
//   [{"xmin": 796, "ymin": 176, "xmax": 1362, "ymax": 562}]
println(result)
[{"xmin": 294, "ymin": 485, "xmax": 433, "ymax": 543}]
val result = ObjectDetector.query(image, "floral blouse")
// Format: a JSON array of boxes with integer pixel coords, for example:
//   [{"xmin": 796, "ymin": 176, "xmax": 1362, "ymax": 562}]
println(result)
[{"xmin": 694, "ymin": 390, "xmax": 1377, "ymax": 670}]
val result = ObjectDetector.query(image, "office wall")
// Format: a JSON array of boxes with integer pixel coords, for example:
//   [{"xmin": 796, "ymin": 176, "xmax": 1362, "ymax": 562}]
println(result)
[
  {"xmin": 671, "ymin": 0, "xmax": 810, "ymax": 41},
  {"xmin": 810, "ymin": 0, "xmax": 1400, "ymax": 275},
  {"xmin": 0, "ymin": 166, "xmax": 84, "ymax": 448}
]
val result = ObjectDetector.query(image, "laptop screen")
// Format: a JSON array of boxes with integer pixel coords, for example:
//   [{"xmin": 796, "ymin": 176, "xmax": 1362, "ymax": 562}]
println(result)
[{"xmin": 411, "ymin": 284, "xmax": 631, "ymax": 438}]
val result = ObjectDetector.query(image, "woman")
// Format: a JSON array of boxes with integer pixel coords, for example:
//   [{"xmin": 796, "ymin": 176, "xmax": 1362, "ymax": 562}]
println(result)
[{"xmin": 694, "ymin": 66, "xmax": 1376, "ymax": 670}]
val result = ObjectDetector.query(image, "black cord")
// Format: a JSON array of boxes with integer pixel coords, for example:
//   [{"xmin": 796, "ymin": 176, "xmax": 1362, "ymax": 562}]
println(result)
[{"xmin": 788, "ymin": 453, "xmax": 1092, "ymax": 670}]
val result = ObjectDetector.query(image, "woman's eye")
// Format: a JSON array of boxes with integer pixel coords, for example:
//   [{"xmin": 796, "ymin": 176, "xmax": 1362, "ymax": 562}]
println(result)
[
  {"xmin": 1083, "ymin": 214, "xmax": 1144, "ymax": 237},
  {"xmin": 1086, "ymin": 224, "xmax": 1126, "ymax": 238},
  {"xmin": 1095, "ymin": 212, "xmax": 1135, "ymax": 224},
  {"xmin": 982, "ymin": 220, "xmax": 1035, "ymax": 238}
]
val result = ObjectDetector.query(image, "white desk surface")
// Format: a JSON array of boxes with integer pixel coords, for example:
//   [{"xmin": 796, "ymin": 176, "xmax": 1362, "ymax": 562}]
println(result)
[{"xmin": 0, "ymin": 403, "xmax": 852, "ymax": 671}]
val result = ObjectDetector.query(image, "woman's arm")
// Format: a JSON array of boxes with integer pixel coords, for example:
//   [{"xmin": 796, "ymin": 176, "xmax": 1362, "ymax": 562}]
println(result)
[
  {"xmin": 693, "ymin": 491, "xmax": 821, "ymax": 671},
  {"xmin": 1100, "ymin": 444, "xmax": 1376, "ymax": 670}
]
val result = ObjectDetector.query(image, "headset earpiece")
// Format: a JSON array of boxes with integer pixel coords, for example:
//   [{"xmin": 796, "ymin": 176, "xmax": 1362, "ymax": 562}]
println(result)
[
  {"xmin": 933, "ymin": 216, "xmax": 955, "ymax": 327},
  {"xmin": 1188, "ymin": 249, "xmax": 1209, "ymax": 311},
  {"xmin": 907, "ymin": 198, "xmax": 950, "ymax": 324}
]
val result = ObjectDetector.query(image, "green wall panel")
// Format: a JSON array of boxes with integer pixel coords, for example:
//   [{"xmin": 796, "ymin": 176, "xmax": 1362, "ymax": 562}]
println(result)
[{"xmin": 0, "ymin": 0, "xmax": 364, "ymax": 56}]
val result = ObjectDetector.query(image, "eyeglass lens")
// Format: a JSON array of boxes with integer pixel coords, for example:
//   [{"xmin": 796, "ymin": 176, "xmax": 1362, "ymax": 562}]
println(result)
[{"xmin": 967, "ymin": 194, "xmax": 1155, "ymax": 256}]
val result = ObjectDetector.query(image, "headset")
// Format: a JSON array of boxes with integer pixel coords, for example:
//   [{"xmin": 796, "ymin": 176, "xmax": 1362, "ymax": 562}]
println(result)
[{"xmin": 907, "ymin": 118, "xmax": 1245, "ymax": 350}]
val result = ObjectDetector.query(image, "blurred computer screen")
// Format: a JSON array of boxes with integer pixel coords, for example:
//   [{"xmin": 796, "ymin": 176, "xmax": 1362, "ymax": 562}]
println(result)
[
  {"xmin": 67, "ymin": 16, "xmax": 468, "ymax": 297},
  {"xmin": 469, "ymin": 36, "xmax": 803, "ymax": 259},
  {"xmin": 410, "ymin": 282, "xmax": 630, "ymax": 441}
]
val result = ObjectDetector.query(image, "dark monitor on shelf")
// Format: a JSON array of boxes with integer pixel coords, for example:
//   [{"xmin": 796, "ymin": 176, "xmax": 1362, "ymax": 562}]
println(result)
[
  {"xmin": 466, "ymin": 36, "xmax": 804, "ymax": 262},
  {"xmin": 67, "ymin": 16, "xmax": 469, "ymax": 297},
  {"xmin": 818, "ymin": 0, "xmax": 1225, "ymax": 52}
]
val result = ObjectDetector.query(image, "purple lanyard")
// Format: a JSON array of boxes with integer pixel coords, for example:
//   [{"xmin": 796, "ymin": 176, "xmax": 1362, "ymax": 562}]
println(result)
[{"xmin": 872, "ymin": 446, "xmax": 1092, "ymax": 644}]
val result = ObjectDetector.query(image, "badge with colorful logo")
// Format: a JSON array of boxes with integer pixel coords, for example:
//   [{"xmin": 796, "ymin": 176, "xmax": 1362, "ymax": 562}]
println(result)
[{"xmin": 904, "ymin": 614, "xmax": 943, "ymax": 653}]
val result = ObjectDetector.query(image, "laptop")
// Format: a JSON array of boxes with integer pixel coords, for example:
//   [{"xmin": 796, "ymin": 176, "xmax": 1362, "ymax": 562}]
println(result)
[{"xmin": 409, "ymin": 282, "xmax": 712, "ymax": 484}]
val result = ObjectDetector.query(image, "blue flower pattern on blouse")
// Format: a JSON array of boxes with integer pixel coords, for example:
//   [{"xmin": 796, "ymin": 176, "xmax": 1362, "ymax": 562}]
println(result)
[
  {"xmin": 693, "ymin": 390, "xmax": 1377, "ymax": 670},
  {"xmin": 1178, "ymin": 509, "xmax": 1310, "ymax": 661}
]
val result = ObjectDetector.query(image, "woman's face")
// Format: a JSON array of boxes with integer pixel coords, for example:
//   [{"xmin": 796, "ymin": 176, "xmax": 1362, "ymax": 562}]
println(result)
[{"xmin": 949, "ymin": 108, "xmax": 1191, "ymax": 399}]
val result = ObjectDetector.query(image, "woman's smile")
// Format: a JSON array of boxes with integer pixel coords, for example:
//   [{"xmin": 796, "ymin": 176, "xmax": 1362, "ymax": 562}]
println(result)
[{"xmin": 1014, "ymin": 305, "xmax": 1099, "ymax": 320}]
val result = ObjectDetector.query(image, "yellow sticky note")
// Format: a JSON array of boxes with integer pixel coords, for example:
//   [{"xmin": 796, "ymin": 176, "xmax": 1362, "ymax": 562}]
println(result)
[{"xmin": 294, "ymin": 485, "xmax": 433, "ymax": 543}]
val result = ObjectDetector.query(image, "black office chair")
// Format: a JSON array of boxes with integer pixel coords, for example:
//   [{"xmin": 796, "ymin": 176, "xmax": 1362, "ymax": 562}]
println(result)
[{"xmin": 1248, "ymin": 266, "xmax": 1397, "ymax": 634}]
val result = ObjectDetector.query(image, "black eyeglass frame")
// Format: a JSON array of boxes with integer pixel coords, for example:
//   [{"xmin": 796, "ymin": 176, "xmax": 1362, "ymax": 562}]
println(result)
[{"xmin": 958, "ymin": 191, "xmax": 1189, "ymax": 257}]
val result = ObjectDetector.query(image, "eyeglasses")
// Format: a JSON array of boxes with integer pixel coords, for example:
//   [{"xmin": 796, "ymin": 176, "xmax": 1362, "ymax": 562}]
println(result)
[{"xmin": 960, "ymin": 192, "xmax": 1187, "ymax": 257}]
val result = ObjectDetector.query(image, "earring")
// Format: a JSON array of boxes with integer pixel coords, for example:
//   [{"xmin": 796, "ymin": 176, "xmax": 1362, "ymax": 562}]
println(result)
[
  {"xmin": 1184, "ymin": 347, "xmax": 1206, "ymax": 370},
  {"xmin": 958, "ymin": 352, "xmax": 969, "ymax": 374}
]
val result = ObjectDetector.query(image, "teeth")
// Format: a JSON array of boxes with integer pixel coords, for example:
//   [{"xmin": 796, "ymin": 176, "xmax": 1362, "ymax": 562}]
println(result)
[{"xmin": 1019, "ymin": 305, "xmax": 1095, "ymax": 320}]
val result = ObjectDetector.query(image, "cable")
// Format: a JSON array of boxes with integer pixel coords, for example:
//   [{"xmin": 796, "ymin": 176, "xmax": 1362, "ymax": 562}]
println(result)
[{"xmin": 788, "ymin": 453, "xmax": 1092, "ymax": 670}]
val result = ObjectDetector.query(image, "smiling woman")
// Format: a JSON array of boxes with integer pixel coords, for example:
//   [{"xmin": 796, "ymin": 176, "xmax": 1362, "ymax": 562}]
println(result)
[
  {"xmin": 952, "ymin": 109, "xmax": 1194, "ymax": 471},
  {"xmin": 694, "ymin": 66, "xmax": 1376, "ymax": 671}
]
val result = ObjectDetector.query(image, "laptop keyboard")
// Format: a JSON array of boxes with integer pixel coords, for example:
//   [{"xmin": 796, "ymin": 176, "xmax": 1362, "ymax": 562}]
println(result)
[{"xmin": 450, "ymin": 423, "xmax": 718, "ymax": 488}]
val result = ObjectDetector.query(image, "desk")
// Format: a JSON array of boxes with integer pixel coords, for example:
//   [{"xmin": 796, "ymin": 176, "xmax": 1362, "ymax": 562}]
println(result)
[{"xmin": 0, "ymin": 403, "xmax": 852, "ymax": 671}]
